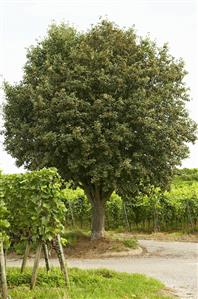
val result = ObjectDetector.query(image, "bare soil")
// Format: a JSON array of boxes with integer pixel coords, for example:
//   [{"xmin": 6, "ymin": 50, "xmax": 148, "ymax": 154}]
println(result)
[{"xmin": 63, "ymin": 234, "xmax": 137, "ymax": 258}]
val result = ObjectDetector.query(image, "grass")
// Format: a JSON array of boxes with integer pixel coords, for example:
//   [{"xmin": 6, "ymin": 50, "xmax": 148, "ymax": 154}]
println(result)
[
  {"xmin": 107, "ymin": 230, "xmax": 198, "ymax": 242},
  {"xmin": 128, "ymin": 231, "xmax": 198, "ymax": 242},
  {"xmin": 121, "ymin": 238, "xmax": 138, "ymax": 249},
  {"xmin": 6, "ymin": 267, "xmax": 174, "ymax": 299},
  {"xmin": 62, "ymin": 230, "xmax": 89, "ymax": 247}
]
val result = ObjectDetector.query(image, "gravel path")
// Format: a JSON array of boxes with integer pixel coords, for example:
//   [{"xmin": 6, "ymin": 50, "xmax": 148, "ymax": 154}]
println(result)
[{"xmin": 7, "ymin": 239, "xmax": 198, "ymax": 299}]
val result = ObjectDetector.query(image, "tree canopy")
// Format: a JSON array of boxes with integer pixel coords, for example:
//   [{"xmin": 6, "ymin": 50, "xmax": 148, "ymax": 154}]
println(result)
[{"xmin": 3, "ymin": 20, "xmax": 197, "ymax": 238}]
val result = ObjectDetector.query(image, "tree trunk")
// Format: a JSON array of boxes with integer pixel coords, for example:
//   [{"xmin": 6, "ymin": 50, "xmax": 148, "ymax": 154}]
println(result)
[
  {"xmin": 0, "ymin": 241, "xmax": 8, "ymax": 299},
  {"xmin": 83, "ymin": 184, "xmax": 113, "ymax": 240},
  {"xmin": 91, "ymin": 199, "xmax": 105, "ymax": 240}
]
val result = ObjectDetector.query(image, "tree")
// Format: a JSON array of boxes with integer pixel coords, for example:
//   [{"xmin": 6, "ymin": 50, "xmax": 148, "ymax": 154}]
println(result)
[{"xmin": 3, "ymin": 20, "xmax": 197, "ymax": 239}]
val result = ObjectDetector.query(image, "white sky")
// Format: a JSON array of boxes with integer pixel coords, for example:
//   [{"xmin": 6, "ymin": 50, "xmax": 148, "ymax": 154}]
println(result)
[{"xmin": 0, "ymin": 0, "xmax": 197, "ymax": 173}]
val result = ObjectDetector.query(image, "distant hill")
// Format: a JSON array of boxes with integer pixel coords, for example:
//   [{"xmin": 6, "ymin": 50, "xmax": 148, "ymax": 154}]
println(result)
[{"xmin": 174, "ymin": 168, "xmax": 198, "ymax": 185}]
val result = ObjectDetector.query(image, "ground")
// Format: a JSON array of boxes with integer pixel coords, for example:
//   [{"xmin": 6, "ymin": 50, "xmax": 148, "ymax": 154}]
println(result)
[
  {"xmin": 61, "ymin": 231, "xmax": 140, "ymax": 258},
  {"xmin": 7, "ymin": 237, "xmax": 198, "ymax": 299}
]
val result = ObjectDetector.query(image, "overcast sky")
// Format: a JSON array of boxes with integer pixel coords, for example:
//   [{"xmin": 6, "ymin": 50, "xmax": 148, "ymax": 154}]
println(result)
[{"xmin": 0, "ymin": 0, "xmax": 197, "ymax": 173}]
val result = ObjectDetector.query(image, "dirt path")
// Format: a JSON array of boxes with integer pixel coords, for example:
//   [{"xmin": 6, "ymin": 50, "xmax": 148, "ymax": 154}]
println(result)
[{"xmin": 7, "ymin": 240, "xmax": 198, "ymax": 299}]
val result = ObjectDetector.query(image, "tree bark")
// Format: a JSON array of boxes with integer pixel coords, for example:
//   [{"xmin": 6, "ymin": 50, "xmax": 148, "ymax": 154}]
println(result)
[
  {"xmin": 91, "ymin": 199, "xmax": 105, "ymax": 240},
  {"xmin": 0, "ymin": 241, "xmax": 8, "ymax": 299},
  {"xmin": 83, "ymin": 184, "xmax": 113, "ymax": 240}
]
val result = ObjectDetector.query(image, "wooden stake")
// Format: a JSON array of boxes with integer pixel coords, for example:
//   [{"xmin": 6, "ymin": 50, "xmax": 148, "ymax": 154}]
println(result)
[
  {"xmin": 0, "ymin": 241, "xmax": 8, "ymax": 299},
  {"xmin": 55, "ymin": 234, "xmax": 69, "ymax": 286},
  {"xmin": 123, "ymin": 202, "xmax": 131, "ymax": 231},
  {"xmin": 21, "ymin": 241, "xmax": 31, "ymax": 273},
  {"xmin": 30, "ymin": 242, "xmax": 42, "ymax": 290},
  {"xmin": 68, "ymin": 201, "xmax": 75, "ymax": 228},
  {"xmin": 43, "ymin": 242, "xmax": 50, "ymax": 272}
]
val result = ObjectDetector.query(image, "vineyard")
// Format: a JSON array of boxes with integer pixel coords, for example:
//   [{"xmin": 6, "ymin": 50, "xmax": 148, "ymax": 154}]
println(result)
[
  {"xmin": 0, "ymin": 168, "xmax": 69, "ymax": 298},
  {"xmin": 63, "ymin": 168, "xmax": 198, "ymax": 232}
]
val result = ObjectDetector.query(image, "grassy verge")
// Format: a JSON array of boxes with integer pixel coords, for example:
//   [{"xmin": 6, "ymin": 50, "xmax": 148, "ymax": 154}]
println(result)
[
  {"xmin": 7, "ymin": 267, "xmax": 174, "ymax": 299},
  {"xmin": 118, "ymin": 231, "xmax": 198, "ymax": 242},
  {"xmin": 106, "ymin": 230, "xmax": 198, "ymax": 242}
]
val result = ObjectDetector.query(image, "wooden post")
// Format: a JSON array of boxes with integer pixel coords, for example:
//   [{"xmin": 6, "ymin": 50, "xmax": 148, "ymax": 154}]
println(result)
[
  {"xmin": 0, "ymin": 241, "xmax": 8, "ymax": 299},
  {"xmin": 43, "ymin": 242, "xmax": 50, "ymax": 272},
  {"xmin": 55, "ymin": 234, "xmax": 69, "ymax": 286},
  {"xmin": 123, "ymin": 202, "xmax": 131, "ymax": 231},
  {"xmin": 30, "ymin": 242, "xmax": 42, "ymax": 290},
  {"xmin": 21, "ymin": 241, "xmax": 31, "ymax": 273},
  {"xmin": 187, "ymin": 201, "xmax": 194, "ymax": 232},
  {"xmin": 68, "ymin": 201, "xmax": 75, "ymax": 228}
]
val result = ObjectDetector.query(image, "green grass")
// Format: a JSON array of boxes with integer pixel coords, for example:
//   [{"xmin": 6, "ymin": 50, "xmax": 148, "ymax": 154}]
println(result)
[
  {"xmin": 121, "ymin": 238, "xmax": 138, "ymax": 249},
  {"xmin": 6, "ymin": 267, "xmax": 174, "ymax": 299},
  {"xmin": 62, "ymin": 230, "xmax": 89, "ymax": 247}
]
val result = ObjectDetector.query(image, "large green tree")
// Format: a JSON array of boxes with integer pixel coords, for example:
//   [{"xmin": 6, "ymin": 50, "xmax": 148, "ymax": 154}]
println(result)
[{"xmin": 3, "ymin": 21, "xmax": 197, "ymax": 239}]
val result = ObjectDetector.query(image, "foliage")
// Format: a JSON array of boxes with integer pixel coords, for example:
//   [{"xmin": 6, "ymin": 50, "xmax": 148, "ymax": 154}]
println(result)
[
  {"xmin": 174, "ymin": 168, "xmax": 198, "ymax": 183},
  {"xmin": 1, "ymin": 168, "xmax": 66, "ymax": 243},
  {"xmin": 62, "ymin": 168, "xmax": 198, "ymax": 232},
  {"xmin": 0, "ymin": 174, "xmax": 10, "ymax": 245},
  {"xmin": 3, "ymin": 20, "xmax": 196, "ymax": 206},
  {"xmin": 0, "ymin": 200, "xmax": 9, "ymax": 243},
  {"xmin": 106, "ymin": 192, "xmax": 123, "ymax": 229},
  {"xmin": 63, "ymin": 188, "xmax": 91, "ymax": 228},
  {"xmin": 7, "ymin": 267, "xmax": 173, "ymax": 299}
]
